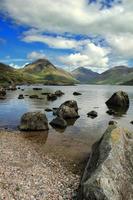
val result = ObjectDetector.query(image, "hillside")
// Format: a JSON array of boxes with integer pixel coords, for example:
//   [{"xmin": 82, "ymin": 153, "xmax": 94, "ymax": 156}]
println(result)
[
  {"xmin": 88, "ymin": 66, "xmax": 133, "ymax": 85},
  {"xmin": 0, "ymin": 63, "xmax": 34, "ymax": 86},
  {"xmin": 71, "ymin": 67, "xmax": 99, "ymax": 83},
  {"xmin": 23, "ymin": 59, "xmax": 78, "ymax": 85},
  {"xmin": 121, "ymin": 79, "xmax": 133, "ymax": 85}
]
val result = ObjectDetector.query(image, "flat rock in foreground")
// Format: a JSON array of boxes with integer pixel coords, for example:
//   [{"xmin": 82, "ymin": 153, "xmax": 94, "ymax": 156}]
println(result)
[{"xmin": 79, "ymin": 125, "xmax": 133, "ymax": 200}]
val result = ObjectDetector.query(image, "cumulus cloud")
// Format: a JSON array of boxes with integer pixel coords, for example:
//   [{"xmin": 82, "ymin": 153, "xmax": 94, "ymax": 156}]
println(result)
[
  {"xmin": 27, "ymin": 51, "xmax": 46, "ymax": 60},
  {"xmin": 107, "ymin": 33, "xmax": 133, "ymax": 58},
  {"xmin": 0, "ymin": 0, "xmax": 133, "ymax": 36},
  {"xmin": 0, "ymin": 0, "xmax": 133, "ymax": 70},
  {"xmin": 59, "ymin": 42, "xmax": 110, "ymax": 71}
]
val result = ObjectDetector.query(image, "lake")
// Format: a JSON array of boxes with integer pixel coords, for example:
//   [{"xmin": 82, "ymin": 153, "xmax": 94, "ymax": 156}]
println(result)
[{"xmin": 0, "ymin": 84, "xmax": 132, "ymax": 172}]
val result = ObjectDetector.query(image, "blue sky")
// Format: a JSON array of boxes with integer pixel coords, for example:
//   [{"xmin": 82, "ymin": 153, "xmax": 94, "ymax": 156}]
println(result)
[{"xmin": 0, "ymin": 0, "xmax": 133, "ymax": 73}]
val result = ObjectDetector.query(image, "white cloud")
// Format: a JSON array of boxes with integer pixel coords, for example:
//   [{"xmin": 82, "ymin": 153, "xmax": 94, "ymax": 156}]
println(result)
[
  {"xmin": 59, "ymin": 42, "xmax": 110, "ymax": 71},
  {"xmin": 23, "ymin": 33, "xmax": 79, "ymax": 49},
  {"xmin": 1, "ymin": 0, "xmax": 133, "ymax": 36},
  {"xmin": 106, "ymin": 33, "xmax": 133, "ymax": 58},
  {"xmin": 27, "ymin": 51, "xmax": 46, "ymax": 60}
]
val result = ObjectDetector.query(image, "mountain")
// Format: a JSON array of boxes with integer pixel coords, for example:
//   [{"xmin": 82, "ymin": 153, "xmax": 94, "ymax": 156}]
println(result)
[
  {"xmin": 71, "ymin": 67, "xmax": 99, "ymax": 83},
  {"xmin": 88, "ymin": 66, "xmax": 133, "ymax": 85},
  {"xmin": 0, "ymin": 63, "xmax": 34, "ymax": 86},
  {"xmin": 22, "ymin": 59, "xmax": 78, "ymax": 85}
]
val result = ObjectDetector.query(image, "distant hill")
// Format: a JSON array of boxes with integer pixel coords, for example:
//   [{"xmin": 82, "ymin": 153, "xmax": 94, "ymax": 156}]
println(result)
[
  {"xmin": 71, "ymin": 67, "xmax": 99, "ymax": 83},
  {"xmin": 121, "ymin": 79, "xmax": 133, "ymax": 85},
  {"xmin": 88, "ymin": 66, "xmax": 133, "ymax": 85},
  {"xmin": 22, "ymin": 59, "xmax": 78, "ymax": 85},
  {"xmin": 0, "ymin": 63, "xmax": 34, "ymax": 86}
]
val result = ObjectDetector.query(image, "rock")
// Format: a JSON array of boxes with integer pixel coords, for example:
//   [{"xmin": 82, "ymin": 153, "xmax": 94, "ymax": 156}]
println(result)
[
  {"xmin": 53, "ymin": 108, "xmax": 59, "ymax": 116},
  {"xmin": 18, "ymin": 94, "xmax": 24, "ymax": 99},
  {"xmin": 79, "ymin": 125, "xmax": 133, "ymax": 200},
  {"xmin": 0, "ymin": 96, "xmax": 6, "ymax": 100},
  {"xmin": 130, "ymin": 121, "xmax": 133, "ymax": 125},
  {"xmin": 21, "ymin": 89, "xmax": 24, "ymax": 91},
  {"xmin": 47, "ymin": 93, "xmax": 57, "ymax": 101},
  {"xmin": 108, "ymin": 120, "xmax": 117, "ymax": 125},
  {"xmin": 106, "ymin": 109, "xmax": 117, "ymax": 115},
  {"xmin": 56, "ymin": 100, "xmax": 79, "ymax": 119},
  {"xmin": 19, "ymin": 112, "xmax": 49, "ymax": 131},
  {"xmin": 29, "ymin": 95, "xmax": 39, "ymax": 99},
  {"xmin": 33, "ymin": 87, "xmax": 42, "ymax": 90},
  {"xmin": 17, "ymin": 87, "xmax": 21, "ymax": 89},
  {"xmin": 50, "ymin": 117, "xmax": 67, "ymax": 129},
  {"xmin": 55, "ymin": 90, "xmax": 64, "ymax": 96},
  {"xmin": 45, "ymin": 108, "xmax": 53, "ymax": 112},
  {"xmin": 106, "ymin": 91, "xmax": 129, "ymax": 109},
  {"xmin": 41, "ymin": 92, "xmax": 51, "ymax": 95},
  {"xmin": 87, "ymin": 110, "xmax": 98, "ymax": 118},
  {"xmin": 0, "ymin": 87, "xmax": 6, "ymax": 96},
  {"xmin": 73, "ymin": 92, "xmax": 82, "ymax": 96},
  {"xmin": 10, "ymin": 85, "xmax": 17, "ymax": 90}
]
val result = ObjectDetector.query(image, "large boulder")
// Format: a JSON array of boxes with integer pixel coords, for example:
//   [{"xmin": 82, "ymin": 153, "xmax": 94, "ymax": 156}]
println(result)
[
  {"xmin": 106, "ymin": 91, "xmax": 129, "ymax": 109},
  {"xmin": 19, "ymin": 112, "xmax": 49, "ymax": 131},
  {"xmin": 79, "ymin": 125, "xmax": 133, "ymax": 200},
  {"xmin": 56, "ymin": 100, "xmax": 79, "ymax": 119}
]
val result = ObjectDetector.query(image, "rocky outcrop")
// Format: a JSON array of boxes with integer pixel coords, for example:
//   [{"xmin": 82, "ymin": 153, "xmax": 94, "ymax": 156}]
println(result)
[
  {"xmin": 79, "ymin": 125, "xmax": 133, "ymax": 200},
  {"xmin": 56, "ymin": 100, "xmax": 79, "ymax": 119},
  {"xmin": 106, "ymin": 91, "xmax": 129, "ymax": 109},
  {"xmin": 19, "ymin": 112, "xmax": 49, "ymax": 131}
]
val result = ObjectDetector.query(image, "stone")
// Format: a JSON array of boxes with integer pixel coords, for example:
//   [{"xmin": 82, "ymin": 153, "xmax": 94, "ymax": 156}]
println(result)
[
  {"xmin": 47, "ymin": 93, "xmax": 57, "ymax": 101},
  {"xmin": 45, "ymin": 108, "xmax": 53, "ymax": 112},
  {"xmin": 108, "ymin": 120, "xmax": 117, "ymax": 125},
  {"xmin": 106, "ymin": 91, "xmax": 129, "ymax": 109},
  {"xmin": 73, "ymin": 92, "xmax": 82, "ymax": 96},
  {"xmin": 50, "ymin": 117, "xmax": 67, "ymax": 129},
  {"xmin": 79, "ymin": 125, "xmax": 133, "ymax": 200},
  {"xmin": 130, "ymin": 121, "xmax": 133, "ymax": 125},
  {"xmin": 19, "ymin": 112, "xmax": 49, "ymax": 131},
  {"xmin": 0, "ymin": 87, "xmax": 6, "ymax": 96},
  {"xmin": 29, "ymin": 95, "xmax": 39, "ymax": 99},
  {"xmin": 106, "ymin": 109, "xmax": 116, "ymax": 115},
  {"xmin": 87, "ymin": 110, "xmax": 98, "ymax": 118},
  {"xmin": 56, "ymin": 100, "xmax": 79, "ymax": 119},
  {"xmin": 55, "ymin": 90, "xmax": 64, "ymax": 96},
  {"xmin": 18, "ymin": 94, "xmax": 24, "ymax": 99},
  {"xmin": 33, "ymin": 88, "xmax": 42, "ymax": 90}
]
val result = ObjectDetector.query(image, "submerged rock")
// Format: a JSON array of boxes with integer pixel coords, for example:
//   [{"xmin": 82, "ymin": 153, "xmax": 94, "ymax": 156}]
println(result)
[
  {"xmin": 18, "ymin": 94, "xmax": 24, "ymax": 99},
  {"xmin": 108, "ymin": 120, "xmax": 117, "ymax": 125},
  {"xmin": 19, "ymin": 112, "xmax": 49, "ymax": 131},
  {"xmin": 45, "ymin": 108, "xmax": 53, "ymax": 112},
  {"xmin": 50, "ymin": 117, "xmax": 67, "ymax": 129},
  {"xmin": 56, "ymin": 100, "xmax": 79, "ymax": 119},
  {"xmin": 0, "ymin": 87, "xmax": 6, "ymax": 96},
  {"xmin": 87, "ymin": 110, "xmax": 98, "ymax": 118},
  {"xmin": 29, "ymin": 95, "xmax": 39, "ymax": 99},
  {"xmin": 79, "ymin": 125, "xmax": 133, "ymax": 200},
  {"xmin": 106, "ymin": 109, "xmax": 117, "ymax": 115},
  {"xmin": 55, "ymin": 90, "xmax": 64, "ymax": 96},
  {"xmin": 106, "ymin": 91, "xmax": 129, "ymax": 109},
  {"xmin": 73, "ymin": 92, "xmax": 82, "ymax": 96},
  {"xmin": 47, "ymin": 93, "xmax": 57, "ymax": 101}
]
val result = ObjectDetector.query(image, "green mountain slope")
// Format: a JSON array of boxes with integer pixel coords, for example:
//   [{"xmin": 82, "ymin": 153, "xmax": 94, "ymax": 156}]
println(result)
[
  {"xmin": 22, "ymin": 59, "xmax": 78, "ymax": 85},
  {"xmin": 88, "ymin": 66, "xmax": 133, "ymax": 85},
  {"xmin": 71, "ymin": 67, "xmax": 99, "ymax": 83}
]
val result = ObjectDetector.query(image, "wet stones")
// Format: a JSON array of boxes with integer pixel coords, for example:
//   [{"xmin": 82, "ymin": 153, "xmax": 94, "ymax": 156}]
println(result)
[{"xmin": 87, "ymin": 110, "xmax": 98, "ymax": 118}]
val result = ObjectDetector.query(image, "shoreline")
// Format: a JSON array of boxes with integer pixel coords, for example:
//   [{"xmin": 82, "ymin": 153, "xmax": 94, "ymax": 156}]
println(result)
[{"xmin": 0, "ymin": 129, "xmax": 84, "ymax": 199}]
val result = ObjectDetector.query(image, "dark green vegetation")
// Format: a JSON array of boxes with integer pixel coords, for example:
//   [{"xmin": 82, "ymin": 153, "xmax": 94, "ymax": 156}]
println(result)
[
  {"xmin": 88, "ymin": 66, "xmax": 133, "ymax": 85},
  {"xmin": 71, "ymin": 67, "xmax": 99, "ymax": 83},
  {"xmin": 0, "ymin": 59, "xmax": 78, "ymax": 86}
]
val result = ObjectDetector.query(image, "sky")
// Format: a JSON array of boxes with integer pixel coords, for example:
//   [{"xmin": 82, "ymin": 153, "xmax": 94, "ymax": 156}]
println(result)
[{"xmin": 0, "ymin": 0, "xmax": 133, "ymax": 73}]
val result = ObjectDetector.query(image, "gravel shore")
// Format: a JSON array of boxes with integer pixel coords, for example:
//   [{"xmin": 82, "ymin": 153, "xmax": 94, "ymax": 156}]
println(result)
[{"xmin": 0, "ymin": 130, "xmax": 80, "ymax": 200}]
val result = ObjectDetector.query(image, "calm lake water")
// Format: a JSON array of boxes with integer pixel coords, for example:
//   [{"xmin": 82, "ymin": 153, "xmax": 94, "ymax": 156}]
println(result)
[{"xmin": 0, "ymin": 84, "xmax": 132, "ymax": 171}]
